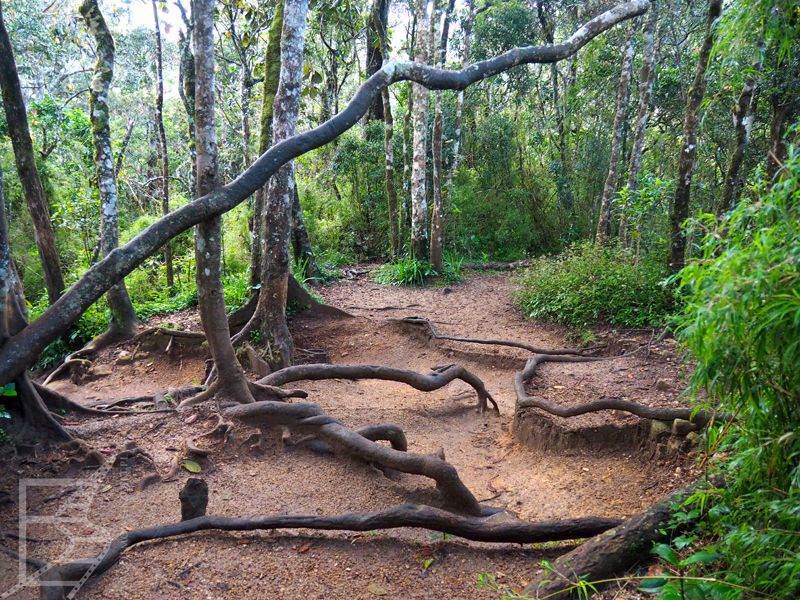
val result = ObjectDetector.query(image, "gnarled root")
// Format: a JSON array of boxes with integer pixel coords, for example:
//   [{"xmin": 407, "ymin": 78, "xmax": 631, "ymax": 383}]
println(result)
[
  {"xmin": 398, "ymin": 316, "xmax": 584, "ymax": 356},
  {"xmin": 224, "ymin": 400, "xmax": 485, "ymax": 515},
  {"xmin": 514, "ymin": 354, "xmax": 725, "ymax": 427},
  {"xmin": 39, "ymin": 503, "xmax": 621, "ymax": 600},
  {"xmin": 262, "ymin": 362, "xmax": 499, "ymax": 415}
]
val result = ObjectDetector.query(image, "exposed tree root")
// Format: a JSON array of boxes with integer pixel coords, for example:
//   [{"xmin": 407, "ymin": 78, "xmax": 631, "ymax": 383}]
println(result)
[
  {"xmin": 514, "ymin": 354, "xmax": 724, "ymax": 427},
  {"xmin": 399, "ymin": 316, "xmax": 584, "ymax": 356},
  {"xmin": 42, "ymin": 351, "xmax": 95, "ymax": 386},
  {"xmin": 223, "ymin": 400, "xmax": 486, "ymax": 515},
  {"xmin": 87, "ymin": 386, "xmax": 204, "ymax": 410},
  {"xmin": 132, "ymin": 327, "xmax": 206, "ymax": 342},
  {"xmin": 523, "ymin": 482, "xmax": 709, "ymax": 598},
  {"xmin": 261, "ymin": 362, "xmax": 499, "ymax": 414},
  {"xmin": 39, "ymin": 502, "xmax": 622, "ymax": 600}
]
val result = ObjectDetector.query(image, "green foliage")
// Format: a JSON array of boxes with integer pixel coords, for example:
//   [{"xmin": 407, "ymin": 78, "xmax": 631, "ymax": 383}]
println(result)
[
  {"xmin": 661, "ymin": 144, "xmax": 800, "ymax": 599},
  {"xmin": 515, "ymin": 241, "xmax": 673, "ymax": 330},
  {"xmin": 372, "ymin": 257, "xmax": 435, "ymax": 287}
]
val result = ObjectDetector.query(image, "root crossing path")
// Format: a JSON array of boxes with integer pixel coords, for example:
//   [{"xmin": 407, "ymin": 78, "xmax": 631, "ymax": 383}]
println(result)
[{"xmin": 0, "ymin": 274, "xmax": 698, "ymax": 599}]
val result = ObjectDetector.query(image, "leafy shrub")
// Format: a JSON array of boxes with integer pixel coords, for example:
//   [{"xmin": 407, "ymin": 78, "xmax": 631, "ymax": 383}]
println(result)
[
  {"xmin": 515, "ymin": 241, "xmax": 673, "ymax": 329},
  {"xmin": 372, "ymin": 257, "xmax": 436, "ymax": 287},
  {"xmin": 652, "ymin": 146, "xmax": 800, "ymax": 599}
]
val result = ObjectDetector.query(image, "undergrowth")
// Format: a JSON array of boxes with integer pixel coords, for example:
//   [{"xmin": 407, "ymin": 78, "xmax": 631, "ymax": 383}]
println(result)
[
  {"xmin": 371, "ymin": 254, "xmax": 464, "ymax": 287},
  {"xmin": 515, "ymin": 241, "xmax": 673, "ymax": 330},
  {"xmin": 642, "ymin": 147, "xmax": 800, "ymax": 600}
]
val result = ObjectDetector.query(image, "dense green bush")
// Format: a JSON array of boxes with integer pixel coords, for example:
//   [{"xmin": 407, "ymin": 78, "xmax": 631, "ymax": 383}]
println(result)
[
  {"xmin": 371, "ymin": 254, "xmax": 464, "ymax": 287},
  {"xmin": 649, "ymin": 146, "xmax": 800, "ymax": 599},
  {"xmin": 515, "ymin": 241, "xmax": 673, "ymax": 329}
]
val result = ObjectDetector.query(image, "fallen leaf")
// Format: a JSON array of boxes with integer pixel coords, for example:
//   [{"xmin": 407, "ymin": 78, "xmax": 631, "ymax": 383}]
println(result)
[
  {"xmin": 181, "ymin": 459, "xmax": 202, "ymax": 474},
  {"xmin": 184, "ymin": 414, "xmax": 198, "ymax": 425},
  {"xmin": 367, "ymin": 582, "xmax": 387, "ymax": 596},
  {"xmin": 297, "ymin": 542, "xmax": 312, "ymax": 554},
  {"xmin": 99, "ymin": 484, "xmax": 112, "ymax": 493}
]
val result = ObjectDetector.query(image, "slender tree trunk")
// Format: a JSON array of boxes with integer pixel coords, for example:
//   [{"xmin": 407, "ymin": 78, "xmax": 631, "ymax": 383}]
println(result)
[
  {"xmin": 290, "ymin": 181, "xmax": 320, "ymax": 280},
  {"xmin": 595, "ymin": 25, "xmax": 635, "ymax": 244},
  {"xmin": 717, "ymin": 53, "xmax": 761, "ymax": 216},
  {"xmin": 0, "ymin": 4, "xmax": 65, "ymax": 304},
  {"xmin": 448, "ymin": 0, "xmax": 475, "ymax": 192},
  {"xmin": 193, "ymin": 0, "xmax": 254, "ymax": 403},
  {"xmin": 366, "ymin": 0, "xmax": 389, "ymax": 121},
  {"xmin": 177, "ymin": 2, "xmax": 196, "ymax": 192},
  {"xmin": 620, "ymin": 0, "xmax": 658, "ymax": 246},
  {"xmin": 152, "ymin": 0, "xmax": 174, "ymax": 289},
  {"xmin": 249, "ymin": 0, "xmax": 283, "ymax": 290},
  {"xmin": 382, "ymin": 88, "xmax": 400, "ymax": 258},
  {"xmin": 114, "ymin": 118, "xmax": 135, "ymax": 177},
  {"xmin": 430, "ymin": 0, "xmax": 455, "ymax": 271},
  {"xmin": 0, "ymin": 162, "xmax": 71, "ymax": 440},
  {"xmin": 244, "ymin": 0, "xmax": 310, "ymax": 370},
  {"xmin": 80, "ymin": 0, "xmax": 140, "ymax": 345},
  {"xmin": 765, "ymin": 90, "xmax": 799, "ymax": 182},
  {"xmin": 668, "ymin": 0, "xmax": 722, "ymax": 272},
  {"xmin": 411, "ymin": 0, "xmax": 432, "ymax": 260}
]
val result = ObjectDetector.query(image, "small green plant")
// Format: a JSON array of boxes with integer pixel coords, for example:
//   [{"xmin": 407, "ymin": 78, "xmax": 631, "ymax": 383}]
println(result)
[
  {"xmin": 442, "ymin": 254, "xmax": 465, "ymax": 284},
  {"xmin": 515, "ymin": 241, "xmax": 673, "ymax": 330},
  {"xmin": 371, "ymin": 257, "xmax": 436, "ymax": 287},
  {"xmin": 476, "ymin": 572, "xmax": 529, "ymax": 599}
]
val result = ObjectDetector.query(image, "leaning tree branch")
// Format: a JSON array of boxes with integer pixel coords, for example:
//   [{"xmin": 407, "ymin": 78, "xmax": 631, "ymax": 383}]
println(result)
[
  {"xmin": 40, "ymin": 503, "xmax": 622, "ymax": 600},
  {"xmin": 515, "ymin": 354, "xmax": 724, "ymax": 427},
  {"xmin": 0, "ymin": 0, "xmax": 648, "ymax": 385},
  {"xmin": 399, "ymin": 316, "xmax": 583, "ymax": 356},
  {"xmin": 223, "ymin": 400, "xmax": 487, "ymax": 515},
  {"xmin": 261, "ymin": 362, "xmax": 499, "ymax": 414}
]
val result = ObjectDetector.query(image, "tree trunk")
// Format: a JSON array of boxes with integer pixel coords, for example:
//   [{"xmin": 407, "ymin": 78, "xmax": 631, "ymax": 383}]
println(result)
[
  {"xmin": 430, "ymin": 0, "xmax": 456, "ymax": 272},
  {"xmin": 114, "ymin": 118, "xmax": 135, "ymax": 177},
  {"xmin": 620, "ymin": 0, "xmax": 658, "ymax": 245},
  {"xmin": 152, "ymin": 0, "xmax": 174, "ymax": 289},
  {"xmin": 0, "ymin": 162, "xmax": 71, "ymax": 441},
  {"xmin": 0, "ymin": 4, "xmax": 65, "ymax": 305},
  {"xmin": 668, "ymin": 0, "xmax": 722, "ymax": 272},
  {"xmin": 177, "ymin": 2, "xmax": 196, "ymax": 192},
  {"xmin": 193, "ymin": 0, "xmax": 254, "ymax": 403},
  {"xmin": 0, "ymin": 0, "xmax": 649, "ymax": 388},
  {"xmin": 382, "ymin": 88, "xmax": 400, "ymax": 258},
  {"xmin": 411, "ymin": 0, "xmax": 432, "ymax": 260},
  {"xmin": 290, "ymin": 180, "xmax": 321, "ymax": 281},
  {"xmin": 244, "ymin": 0, "xmax": 310, "ymax": 370},
  {"xmin": 366, "ymin": 0, "xmax": 389, "ymax": 121},
  {"xmin": 765, "ymin": 89, "xmax": 799, "ymax": 183},
  {"xmin": 448, "ymin": 0, "xmax": 475, "ymax": 193},
  {"xmin": 717, "ymin": 56, "xmax": 761, "ymax": 216},
  {"xmin": 249, "ymin": 0, "xmax": 283, "ymax": 290},
  {"xmin": 595, "ymin": 25, "xmax": 635, "ymax": 245},
  {"xmin": 80, "ymin": 0, "xmax": 140, "ymax": 345}
]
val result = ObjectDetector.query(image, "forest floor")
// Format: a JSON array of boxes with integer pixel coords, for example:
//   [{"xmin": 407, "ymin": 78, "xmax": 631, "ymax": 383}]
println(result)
[{"xmin": 0, "ymin": 271, "xmax": 700, "ymax": 599}]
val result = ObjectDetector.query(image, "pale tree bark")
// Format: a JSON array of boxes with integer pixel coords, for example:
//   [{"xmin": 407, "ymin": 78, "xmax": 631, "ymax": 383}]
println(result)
[
  {"xmin": 448, "ymin": 0, "xmax": 476, "ymax": 192},
  {"xmin": 717, "ymin": 50, "xmax": 762, "ymax": 216},
  {"xmin": 0, "ymin": 0, "xmax": 650, "ymax": 388},
  {"xmin": 382, "ymin": 87, "xmax": 400, "ymax": 258},
  {"xmin": 668, "ymin": 0, "xmax": 722, "ymax": 272},
  {"xmin": 176, "ymin": 0, "xmax": 196, "ymax": 191},
  {"xmin": 240, "ymin": 0, "xmax": 310, "ymax": 370},
  {"xmin": 80, "ymin": 0, "xmax": 140, "ymax": 346},
  {"xmin": 249, "ymin": 0, "xmax": 283, "ymax": 289},
  {"xmin": 429, "ymin": 0, "xmax": 455, "ymax": 271},
  {"xmin": 411, "ymin": 0, "xmax": 432, "ymax": 260},
  {"xmin": 620, "ymin": 0, "xmax": 658, "ymax": 246},
  {"xmin": 0, "ymin": 3, "xmax": 65, "ymax": 305},
  {"xmin": 595, "ymin": 24, "xmax": 635, "ymax": 244},
  {"xmin": 193, "ymin": 0, "xmax": 254, "ymax": 403},
  {"xmin": 152, "ymin": 0, "xmax": 174, "ymax": 289},
  {"xmin": 366, "ymin": 0, "xmax": 389, "ymax": 121}
]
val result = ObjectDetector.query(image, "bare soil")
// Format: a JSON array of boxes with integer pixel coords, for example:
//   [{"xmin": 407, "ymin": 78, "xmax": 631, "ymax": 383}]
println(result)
[{"xmin": 0, "ymin": 272, "xmax": 698, "ymax": 599}]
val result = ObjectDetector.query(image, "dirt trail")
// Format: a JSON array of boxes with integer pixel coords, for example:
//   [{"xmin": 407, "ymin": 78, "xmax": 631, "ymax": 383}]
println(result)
[{"xmin": 0, "ymin": 273, "xmax": 695, "ymax": 599}]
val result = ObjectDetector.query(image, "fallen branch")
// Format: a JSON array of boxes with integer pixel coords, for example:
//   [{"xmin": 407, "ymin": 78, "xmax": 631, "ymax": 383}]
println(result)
[
  {"xmin": 514, "ymin": 354, "xmax": 722, "ymax": 427},
  {"xmin": 133, "ymin": 327, "xmax": 206, "ymax": 341},
  {"xmin": 223, "ymin": 400, "xmax": 485, "ymax": 515},
  {"xmin": 40, "ymin": 503, "xmax": 622, "ymax": 600},
  {"xmin": 399, "ymin": 316, "xmax": 583, "ymax": 356},
  {"xmin": 261, "ymin": 362, "xmax": 499, "ymax": 414}
]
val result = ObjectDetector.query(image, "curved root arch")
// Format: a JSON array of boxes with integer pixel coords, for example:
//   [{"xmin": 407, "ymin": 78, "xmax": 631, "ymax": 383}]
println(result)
[{"xmin": 262, "ymin": 362, "xmax": 499, "ymax": 414}]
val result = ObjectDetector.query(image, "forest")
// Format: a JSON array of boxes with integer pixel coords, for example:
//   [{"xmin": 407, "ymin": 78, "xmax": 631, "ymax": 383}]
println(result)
[{"xmin": 0, "ymin": 0, "xmax": 798, "ymax": 597}]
